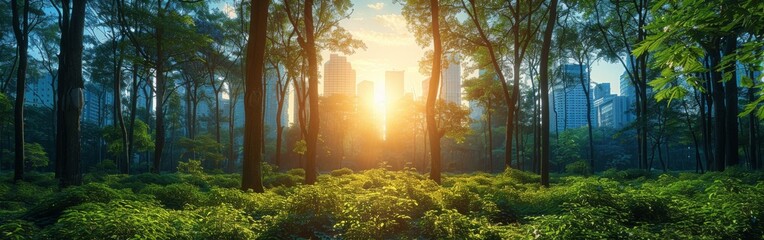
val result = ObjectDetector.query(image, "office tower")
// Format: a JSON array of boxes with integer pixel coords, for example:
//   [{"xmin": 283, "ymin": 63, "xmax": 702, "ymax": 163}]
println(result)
[
  {"xmin": 24, "ymin": 75, "xmax": 54, "ymax": 108},
  {"xmin": 593, "ymin": 83, "xmax": 610, "ymax": 100},
  {"xmin": 550, "ymin": 63, "xmax": 591, "ymax": 130},
  {"xmin": 386, "ymin": 70, "xmax": 404, "ymax": 102},
  {"xmin": 264, "ymin": 69, "xmax": 289, "ymax": 140},
  {"xmin": 441, "ymin": 54, "xmax": 461, "ymax": 104},
  {"xmin": 323, "ymin": 54, "xmax": 356, "ymax": 97}
]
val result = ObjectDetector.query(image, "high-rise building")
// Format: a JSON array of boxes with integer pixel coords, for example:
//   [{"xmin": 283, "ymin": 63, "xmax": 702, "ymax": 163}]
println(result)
[
  {"xmin": 593, "ymin": 83, "xmax": 610, "ymax": 100},
  {"xmin": 594, "ymin": 95, "xmax": 631, "ymax": 129},
  {"xmin": 264, "ymin": 69, "xmax": 289, "ymax": 140},
  {"xmin": 550, "ymin": 64, "xmax": 591, "ymax": 130},
  {"xmin": 385, "ymin": 70, "xmax": 404, "ymax": 102},
  {"xmin": 82, "ymin": 82, "xmax": 114, "ymax": 125},
  {"xmin": 323, "ymin": 54, "xmax": 356, "ymax": 97},
  {"xmin": 420, "ymin": 55, "xmax": 462, "ymax": 104},
  {"xmin": 441, "ymin": 54, "xmax": 461, "ymax": 104},
  {"xmin": 24, "ymin": 75, "xmax": 55, "ymax": 108}
]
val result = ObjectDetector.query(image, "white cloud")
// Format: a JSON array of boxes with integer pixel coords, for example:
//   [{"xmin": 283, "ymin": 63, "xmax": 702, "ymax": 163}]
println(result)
[
  {"xmin": 367, "ymin": 2, "xmax": 385, "ymax": 10},
  {"xmin": 374, "ymin": 14, "xmax": 409, "ymax": 34},
  {"xmin": 222, "ymin": 3, "xmax": 237, "ymax": 19}
]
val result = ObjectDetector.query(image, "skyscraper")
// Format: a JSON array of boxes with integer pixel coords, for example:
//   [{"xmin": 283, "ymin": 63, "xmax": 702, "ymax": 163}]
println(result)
[
  {"xmin": 323, "ymin": 54, "xmax": 356, "ymax": 97},
  {"xmin": 550, "ymin": 64, "xmax": 591, "ymax": 130},
  {"xmin": 441, "ymin": 54, "xmax": 461, "ymax": 104},
  {"xmin": 385, "ymin": 70, "xmax": 404, "ymax": 102}
]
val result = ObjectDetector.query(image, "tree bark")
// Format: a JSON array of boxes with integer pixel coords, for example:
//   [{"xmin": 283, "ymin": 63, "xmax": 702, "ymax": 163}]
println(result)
[
  {"xmin": 723, "ymin": 35, "xmax": 739, "ymax": 167},
  {"xmin": 427, "ymin": 0, "xmax": 443, "ymax": 184},
  {"xmin": 241, "ymin": 0, "xmax": 268, "ymax": 193},
  {"xmin": 11, "ymin": 0, "xmax": 29, "ymax": 182},
  {"xmin": 56, "ymin": 0, "xmax": 87, "ymax": 187},
  {"xmin": 709, "ymin": 46, "xmax": 726, "ymax": 171},
  {"xmin": 302, "ymin": 0, "xmax": 320, "ymax": 185},
  {"xmin": 540, "ymin": 0, "xmax": 557, "ymax": 188}
]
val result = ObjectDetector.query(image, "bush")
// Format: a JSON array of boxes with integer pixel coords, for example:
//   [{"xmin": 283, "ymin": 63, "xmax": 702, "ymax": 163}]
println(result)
[
  {"xmin": 330, "ymin": 167, "xmax": 354, "ymax": 177},
  {"xmin": 0, "ymin": 220, "xmax": 39, "ymax": 240},
  {"xmin": 22, "ymin": 183, "xmax": 134, "ymax": 226},
  {"xmin": 565, "ymin": 160, "xmax": 592, "ymax": 176},
  {"xmin": 140, "ymin": 183, "xmax": 203, "ymax": 209},
  {"xmin": 204, "ymin": 187, "xmax": 284, "ymax": 219},
  {"xmin": 48, "ymin": 200, "xmax": 194, "ymax": 240},
  {"xmin": 336, "ymin": 192, "xmax": 416, "ymax": 239},
  {"xmin": 192, "ymin": 203, "xmax": 260, "ymax": 239},
  {"xmin": 177, "ymin": 159, "xmax": 204, "ymax": 175}
]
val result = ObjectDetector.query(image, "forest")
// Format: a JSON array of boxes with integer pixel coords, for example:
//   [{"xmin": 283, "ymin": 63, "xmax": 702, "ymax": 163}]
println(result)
[{"xmin": 1, "ymin": 0, "xmax": 764, "ymax": 239}]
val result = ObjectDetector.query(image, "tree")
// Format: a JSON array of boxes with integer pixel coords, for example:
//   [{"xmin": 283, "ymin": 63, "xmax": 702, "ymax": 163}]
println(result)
[
  {"xmin": 582, "ymin": 0, "xmax": 651, "ymax": 170},
  {"xmin": 56, "ymin": 0, "xmax": 87, "ymax": 187},
  {"xmin": 540, "ymin": 0, "xmax": 558, "ymax": 188},
  {"xmin": 241, "ymin": 0, "xmax": 269, "ymax": 193},
  {"xmin": 11, "ymin": 0, "xmax": 31, "ymax": 181},
  {"xmin": 283, "ymin": 0, "xmax": 364, "ymax": 184},
  {"xmin": 117, "ymin": 0, "xmax": 208, "ymax": 173},
  {"xmin": 463, "ymin": 69, "xmax": 503, "ymax": 172},
  {"xmin": 427, "ymin": 0, "xmax": 444, "ymax": 184}
]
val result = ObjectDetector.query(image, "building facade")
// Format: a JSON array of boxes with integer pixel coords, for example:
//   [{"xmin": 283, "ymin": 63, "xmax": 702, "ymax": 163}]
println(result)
[{"xmin": 323, "ymin": 54, "xmax": 356, "ymax": 97}]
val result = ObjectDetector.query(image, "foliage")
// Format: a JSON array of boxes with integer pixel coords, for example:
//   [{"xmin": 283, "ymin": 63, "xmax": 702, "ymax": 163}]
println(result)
[
  {"xmin": 21, "ymin": 142, "xmax": 47, "ymax": 170},
  {"xmin": 565, "ymin": 160, "xmax": 592, "ymax": 176},
  {"xmin": 177, "ymin": 159, "xmax": 204, "ymax": 175},
  {"xmin": 2, "ymin": 168, "xmax": 764, "ymax": 239}
]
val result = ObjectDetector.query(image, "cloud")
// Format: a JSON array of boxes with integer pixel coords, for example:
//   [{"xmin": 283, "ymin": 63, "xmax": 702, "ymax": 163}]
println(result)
[
  {"xmin": 374, "ymin": 14, "xmax": 408, "ymax": 34},
  {"xmin": 346, "ymin": 14, "xmax": 413, "ymax": 47},
  {"xmin": 222, "ymin": 3, "xmax": 237, "ymax": 19},
  {"xmin": 367, "ymin": 2, "xmax": 384, "ymax": 10}
]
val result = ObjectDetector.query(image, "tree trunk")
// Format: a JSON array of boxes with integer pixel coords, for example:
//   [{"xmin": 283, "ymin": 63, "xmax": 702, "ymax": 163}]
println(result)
[
  {"xmin": 241, "ymin": 0, "xmax": 268, "ymax": 192},
  {"xmin": 579, "ymin": 64, "xmax": 594, "ymax": 170},
  {"xmin": 709, "ymin": 46, "xmax": 726, "ymax": 171},
  {"xmin": 11, "ymin": 0, "xmax": 29, "ymax": 182},
  {"xmin": 723, "ymin": 35, "xmax": 739, "ymax": 167},
  {"xmin": 113, "ymin": 35, "xmax": 129, "ymax": 174},
  {"xmin": 302, "ymin": 0, "xmax": 321, "ymax": 185},
  {"xmin": 540, "ymin": 0, "xmax": 557, "ymax": 188},
  {"xmin": 151, "ymin": 0, "xmax": 166, "ymax": 173},
  {"xmin": 749, "ymin": 71, "xmax": 759, "ymax": 170},
  {"xmin": 427, "ymin": 0, "xmax": 442, "ymax": 184},
  {"xmin": 56, "ymin": 0, "xmax": 87, "ymax": 187}
]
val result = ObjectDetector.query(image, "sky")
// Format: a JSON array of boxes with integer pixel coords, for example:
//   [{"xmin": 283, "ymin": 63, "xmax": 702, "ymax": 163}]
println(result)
[{"xmin": 320, "ymin": 0, "xmax": 627, "ymax": 102}]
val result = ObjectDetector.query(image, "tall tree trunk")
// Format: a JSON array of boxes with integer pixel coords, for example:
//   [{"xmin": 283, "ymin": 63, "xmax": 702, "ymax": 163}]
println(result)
[
  {"xmin": 749, "ymin": 71, "xmax": 759, "ymax": 170},
  {"xmin": 56, "ymin": 0, "xmax": 87, "ymax": 187},
  {"xmin": 113, "ymin": 34, "xmax": 129, "ymax": 174},
  {"xmin": 151, "ymin": 0, "xmax": 166, "ymax": 173},
  {"xmin": 11, "ymin": 0, "xmax": 29, "ymax": 182},
  {"xmin": 241, "ymin": 0, "xmax": 268, "ymax": 192},
  {"xmin": 579, "ymin": 64, "xmax": 594, "ymax": 170},
  {"xmin": 427, "ymin": 0, "xmax": 442, "ymax": 184},
  {"xmin": 540, "ymin": 0, "xmax": 557, "ymax": 188},
  {"xmin": 709, "ymin": 46, "xmax": 726, "ymax": 171},
  {"xmin": 723, "ymin": 35, "xmax": 739, "ymax": 167},
  {"xmin": 303, "ymin": 0, "xmax": 320, "ymax": 185}
]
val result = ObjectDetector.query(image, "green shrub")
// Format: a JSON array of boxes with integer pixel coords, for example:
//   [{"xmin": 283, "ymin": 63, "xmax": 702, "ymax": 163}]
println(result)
[
  {"xmin": 140, "ymin": 183, "xmax": 203, "ymax": 209},
  {"xmin": 192, "ymin": 203, "xmax": 260, "ymax": 239},
  {"xmin": 48, "ymin": 200, "xmax": 194, "ymax": 240},
  {"xmin": 177, "ymin": 159, "xmax": 204, "ymax": 175},
  {"xmin": 417, "ymin": 209, "xmax": 479, "ymax": 239},
  {"xmin": 206, "ymin": 174, "xmax": 240, "ymax": 189},
  {"xmin": 330, "ymin": 167, "xmax": 354, "ymax": 177},
  {"xmin": 0, "ymin": 220, "xmax": 39, "ymax": 240},
  {"xmin": 204, "ymin": 187, "xmax": 284, "ymax": 219},
  {"xmin": 22, "ymin": 183, "xmax": 134, "ymax": 226},
  {"xmin": 286, "ymin": 168, "xmax": 305, "ymax": 177},
  {"xmin": 115, "ymin": 173, "xmax": 182, "ymax": 192},
  {"xmin": 530, "ymin": 204, "xmax": 628, "ymax": 239},
  {"xmin": 336, "ymin": 192, "xmax": 416, "ymax": 239},
  {"xmin": 501, "ymin": 168, "xmax": 540, "ymax": 184},
  {"xmin": 565, "ymin": 160, "xmax": 592, "ymax": 176},
  {"xmin": 261, "ymin": 185, "xmax": 342, "ymax": 238}
]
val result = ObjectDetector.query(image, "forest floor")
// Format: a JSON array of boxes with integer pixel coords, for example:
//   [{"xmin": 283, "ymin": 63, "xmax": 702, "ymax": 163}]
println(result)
[{"xmin": 0, "ymin": 166, "xmax": 763, "ymax": 239}]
